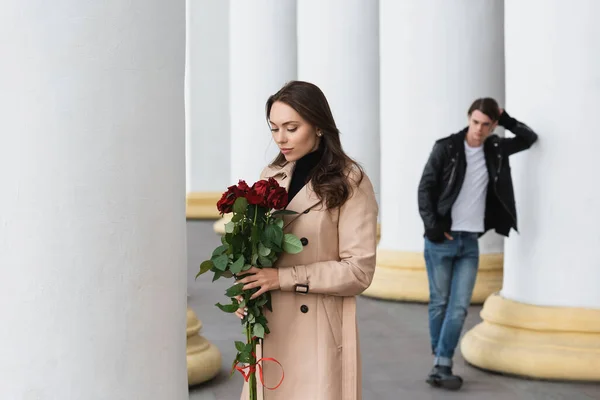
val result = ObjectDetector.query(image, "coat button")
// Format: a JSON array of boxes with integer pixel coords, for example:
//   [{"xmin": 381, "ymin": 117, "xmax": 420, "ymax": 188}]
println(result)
[
  {"xmin": 300, "ymin": 237, "xmax": 308, "ymax": 246},
  {"xmin": 300, "ymin": 305, "xmax": 309, "ymax": 313}
]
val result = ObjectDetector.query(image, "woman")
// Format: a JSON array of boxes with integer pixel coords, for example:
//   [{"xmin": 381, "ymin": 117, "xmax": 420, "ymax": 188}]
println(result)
[{"xmin": 237, "ymin": 81, "xmax": 378, "ymax": 400}]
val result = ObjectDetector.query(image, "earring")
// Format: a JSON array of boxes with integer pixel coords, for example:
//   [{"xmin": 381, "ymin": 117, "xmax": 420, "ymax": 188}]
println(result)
[{"xmin": 317, "ymin": 131, "xmax": 323, "ymax": 137}]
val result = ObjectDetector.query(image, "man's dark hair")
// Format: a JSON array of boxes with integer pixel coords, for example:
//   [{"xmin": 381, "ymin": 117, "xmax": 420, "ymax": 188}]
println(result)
[{"xmin": 468, "ymin": 98, "xmax": 500, "ymax": 121}]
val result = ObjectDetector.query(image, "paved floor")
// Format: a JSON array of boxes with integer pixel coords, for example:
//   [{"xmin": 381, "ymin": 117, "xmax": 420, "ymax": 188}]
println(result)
[{"xmin": 187, "ymin": 221, "xmax": 600, "ymax": 400}]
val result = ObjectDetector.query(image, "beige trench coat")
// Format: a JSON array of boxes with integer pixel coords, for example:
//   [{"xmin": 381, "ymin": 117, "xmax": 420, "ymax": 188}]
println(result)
[{"xmin": 240, "ymin": 160, "xmax": 378, "ymax": 400}]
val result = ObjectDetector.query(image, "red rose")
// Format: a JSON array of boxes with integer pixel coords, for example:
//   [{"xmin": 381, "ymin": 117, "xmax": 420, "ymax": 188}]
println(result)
[
  {"xmin": 216, "ymin": 183, "xmax": 244, "ymax": 214},
  {"xmin": 247, "ymin": 180, "xmax": 270, "ymax": 206},
  {"xmin": 267, "ymin": 177, "xmax": 280, "ymax": 190},
  {"xmin": 245, "ymin": 189, "xmax": 263, "ymax": 206},
  {"xmin": 267, "ymin": 187, "xmax": 288, "ymax": 210},
  {"xmin": 237, "ymin": 180, "xmax": 250, "ymax": 193},
  {"xmin": 216, "ymin": 191, "xmax": 235, "ymax": 214}
]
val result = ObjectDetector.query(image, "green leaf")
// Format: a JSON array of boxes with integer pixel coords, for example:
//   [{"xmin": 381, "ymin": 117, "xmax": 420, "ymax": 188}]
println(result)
[
  {"xmin": 242, "ymin": 264, "xmax": 253, "ymax": 272},
  {"xmin": 230, "ymin": 255, "xmax": 245, "ymax": 274},
  {"xmin": 255, "ymin": 296, "xmax": 268, "ymax": 307},
  {"xmin": 212, "ymin": 245, "xmax": 228, "ymax": 257},
  {"xmin": 251, "ymin": 253, "xmax": 259, "ymax": 265},
  {"xmin": 244, "ymin": 343, "xmax": 253, "ymax": 353},
  {"xmin": 253, "ymin": 323, "xmax": 265, "ymax": 339},
  {"xmin": 258, "ymin": 256, "xmax": 272, "ymax": 267},
  {"xmin": 235, "ymin": 341, "xmax": 246, "ymax": 352},
  {"xmin": 272, "ymin": 225, "xmax": 284, "ymax": 246},
  {"xmin": 230, "ymin": 235, "xmax": 244, "ymax": 255},
  {"xmin": 270, "ymin": 242, "xmax": 283, "ymax": 254},
  {"xmin": 271, "ymin": 210, "xmax": 298, "ymax": 217},
  {"xmin": 225, "ymin": 282, "xmax": 244, "ymax": 297},
  {"xmin": 258, "ymin": 242, "xmax": 271, "ymax": 257},
  {"xmin": 262, "ymin": 224, "xmax": 277, "ymax": 244},
  {"xmin": 212, "ymin": 270, "xmax": 223, "ymax": 282},
  {"xmin": 283, "ymin": 233, "xmax": 303, "ymax": 254},
  {"xmin": 233, "ymin": 197, "xmax": 248, "ymax": 214},
  {"xmin": 246, "ymin": 313, "xmax": 255, "ymax": 323},
  {"xmin": 231, "ymin": 213, "xmax": 243, "ymax": 223},
  {"xmin": 230, "ymin": 358, "xmax": 238, "ymax": 377},
  {"xmin": 224, "ymin": 221, "xmax": 235, "ymax": 234},
  {"xmin": 238, "ymin": 352, "xmax": 253, "ymax": 363},
  {"xmin": 276, "ymin": 218, "xmax": 284, "ymax": 229},
  {"xmin": 215, "ymin": 302, "xmax": 239, "ymax": 313},
  {"xmin": 196, "ymin": 260, "xmax": 213, "ymax": 279},
  {"xmin": 212, "ymin": 254, "xmax": 229, "ymax": 271}
]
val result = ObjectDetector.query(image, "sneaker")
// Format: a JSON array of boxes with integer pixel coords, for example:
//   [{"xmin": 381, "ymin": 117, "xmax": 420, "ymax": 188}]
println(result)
[{"xmin": 426, "ymin": 365, "xmax": 463, "ymax": 390}]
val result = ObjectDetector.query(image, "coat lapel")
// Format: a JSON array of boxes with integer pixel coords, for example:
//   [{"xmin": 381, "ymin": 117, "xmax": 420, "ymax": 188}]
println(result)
[
  {"xmin": 263, "ymin": 162, "xmax": 322, "ymax": 230},
  {"xmin": 283, "ymin": 181, "xmax": 321, "ymax": 228}
]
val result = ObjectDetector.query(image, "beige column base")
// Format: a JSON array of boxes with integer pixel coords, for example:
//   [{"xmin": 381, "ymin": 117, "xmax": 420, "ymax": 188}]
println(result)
[
  {"xmin": 187, "ymin": 307, "xmax": 222, "ymax": 386},
  {"xmin": 461, "ymin": 293, "xmax": 600, "ymax": 381},
  {"xmin": 213, "ymin": 213, "xmax": 232, "ymax": 235},
  {"xmin": 186, "ymin": 192, "xmax": 222, "ymax": 220},
  {"xmin": 361, "ymin": 250, "xmax": 503, "ymax": 304}
]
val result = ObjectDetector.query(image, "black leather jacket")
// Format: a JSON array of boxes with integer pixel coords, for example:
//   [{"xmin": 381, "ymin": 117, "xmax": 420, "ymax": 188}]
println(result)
[{"xmin": 418, "ymin": 111, "xmax": 538, "ymax": 242}]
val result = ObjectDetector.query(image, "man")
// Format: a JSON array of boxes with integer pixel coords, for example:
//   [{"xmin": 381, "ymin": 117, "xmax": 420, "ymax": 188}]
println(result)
[{"xmin": 417, "ymin": 98, "xmax": 538, "ymax": 390}]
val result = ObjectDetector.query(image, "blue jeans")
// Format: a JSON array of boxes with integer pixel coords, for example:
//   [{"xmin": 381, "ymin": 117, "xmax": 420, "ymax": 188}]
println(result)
[{"xmin": 424, "ymin": 231, "xmax": 479, "ymax": 367}]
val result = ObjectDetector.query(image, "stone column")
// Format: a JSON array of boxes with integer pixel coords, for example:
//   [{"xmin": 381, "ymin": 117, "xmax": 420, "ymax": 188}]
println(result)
[
  {"xmin": 185, "ymin": 0, "xmax": 231, "ymax": 219},
  {"xmin": 297, "ymin": 0, "xmax": 380, "ymax": 204},
  {"xmin": 364, "ymin": 0, "xmax": 505, "ymax": 302},
  {"xmin": 184, "ymin": 0, "xmax": 224, "ymax": 386},
  {"xmin": 229, "ymin": 0, "xmax": 297, "ymax": 183},
  {"xmin": 462, "ymin": 0, "xmax": 600, "ymax": 381},
  {"xmin": 215, "ymin": 0, "xmax": 297, "ymax": 235},
  {"xmin": 0, "ymin": 1, "xmax": 188, "ymax": 398}
]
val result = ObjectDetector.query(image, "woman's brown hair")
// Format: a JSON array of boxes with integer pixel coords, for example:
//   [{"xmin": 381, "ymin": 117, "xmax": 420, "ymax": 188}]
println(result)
[{"xmin": 265, "ymin": 81, "xmax": 364, "ymax": 209}]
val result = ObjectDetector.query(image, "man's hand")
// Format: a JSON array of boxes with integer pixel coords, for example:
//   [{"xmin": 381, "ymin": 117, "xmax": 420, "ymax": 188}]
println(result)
[{"xmin": 444, "ymin": 232, "xmax": 454, "ymax": 241}]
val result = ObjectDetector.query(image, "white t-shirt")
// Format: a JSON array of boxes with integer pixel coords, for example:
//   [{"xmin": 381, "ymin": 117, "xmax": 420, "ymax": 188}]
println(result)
[{"xmin": 451, "ymin": 141, "xmax": 489, "ymax": 233}]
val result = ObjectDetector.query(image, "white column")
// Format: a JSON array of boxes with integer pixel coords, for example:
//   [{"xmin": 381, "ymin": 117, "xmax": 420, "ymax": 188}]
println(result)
[
  {"xmin": 229, "ymin": 0, "xmax": 297, "ymax": 184},
  {"xmin": 185, "ymin": 0, "xmax": 230, "ymax": 194},
  {"xmin": 0, "ymin": 2, "xmax": 188, "ymax": 399},
  {"xmin": 297, "ymin": 0, "xmax": 380, "ymax": 201},
  {"xmin": 185, "ymin": 0, "xmax": 230, "ymax": 219},
  {"xmin": 366, "ymin": 0, "xmax": 505, "ymax": 301},
  {"xmin": 461, "ymin": 3, "xmax": 600, "ymax": 380},
  {"xmin": 501, "ymin": 0, "xmax": 600, "ymax": 308}
]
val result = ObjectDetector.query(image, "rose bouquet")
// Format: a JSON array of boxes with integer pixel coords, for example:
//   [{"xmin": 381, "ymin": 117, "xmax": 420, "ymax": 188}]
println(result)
[{"xmin": 196, "ymin": 178, "xmax": 302, "ymax": 400}]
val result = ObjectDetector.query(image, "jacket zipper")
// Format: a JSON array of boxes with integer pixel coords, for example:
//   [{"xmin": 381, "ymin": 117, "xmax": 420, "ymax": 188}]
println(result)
[
  {"xmin": 494, "ymin": 153, "xmax": 517, "ymax": 224},
  {"xmin": 448, "ymin": 159, "xmax": 457, "ymax": 188}
]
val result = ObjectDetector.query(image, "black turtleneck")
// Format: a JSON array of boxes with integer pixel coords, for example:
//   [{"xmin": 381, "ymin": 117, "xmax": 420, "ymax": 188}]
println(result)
[{"xmin": 287, "ymin": 147, "xmax": 323, "ymax": 203}]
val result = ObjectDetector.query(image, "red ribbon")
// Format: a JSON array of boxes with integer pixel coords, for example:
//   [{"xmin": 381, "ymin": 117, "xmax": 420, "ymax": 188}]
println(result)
[{"xmin": 233, "ymin": 352, "xmax": 285, "ymax": 391}]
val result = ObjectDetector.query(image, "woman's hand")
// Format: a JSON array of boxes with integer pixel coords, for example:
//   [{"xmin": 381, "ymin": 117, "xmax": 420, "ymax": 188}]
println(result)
[
  {"xmin": 234, "ymin": 295, "xmax": 247, "ymax": 320},
  {"xmin": 237, "ymin": 267, "xmax": 280, "ymax": 300}
]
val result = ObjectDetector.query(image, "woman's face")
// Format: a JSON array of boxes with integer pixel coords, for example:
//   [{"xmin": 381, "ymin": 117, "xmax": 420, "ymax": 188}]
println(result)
[{"xmin": 269, "ymin": 101, "xmax": 321, "ymax": 162}]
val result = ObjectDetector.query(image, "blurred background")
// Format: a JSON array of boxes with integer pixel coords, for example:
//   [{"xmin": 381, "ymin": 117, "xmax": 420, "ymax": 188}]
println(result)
[{"xmin": 186, "ymin": 1, "xmax": 600, "ymax": 399}]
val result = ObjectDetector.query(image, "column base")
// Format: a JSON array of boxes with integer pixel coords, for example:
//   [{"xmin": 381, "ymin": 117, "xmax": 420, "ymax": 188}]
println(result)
[
  {"xmin": 186, "ymin": 192, "xmax": 222, "ymax": 220},
  {"xmin": 361, "ymin": 250, "xmax": 503, "ymax": 304},
  {"xmin": 187, "ymin": 307, "xmax": 222, "ymax": 386},
  {"xmin": 461, "ymin": 293, "xmax": 600, "ymax": 381},
  {"xmin": 213, "ymin": 214, "xmax": 232, "ymax": 235}
]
